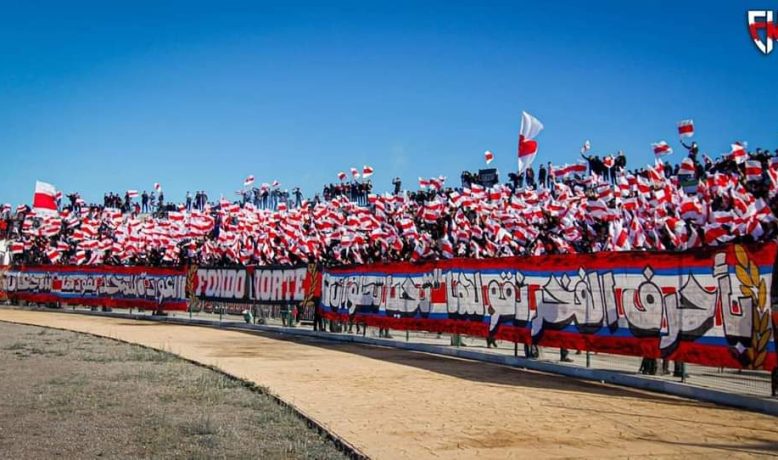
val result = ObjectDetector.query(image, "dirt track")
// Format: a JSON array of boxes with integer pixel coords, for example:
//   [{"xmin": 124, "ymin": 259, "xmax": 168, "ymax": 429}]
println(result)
[{"xmin": 1, "ymin": 309, "xmax": 777, "ymax": 459}]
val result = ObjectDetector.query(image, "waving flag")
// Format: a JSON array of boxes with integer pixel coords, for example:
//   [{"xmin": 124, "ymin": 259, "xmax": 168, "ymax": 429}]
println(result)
[
  {"xmin": 337, "ymin": 172, "xmax": 347, "ymax": 181},
  {"xmin": 745, "ymin": 160, "xmax": 763, "ymax": 181},
  {"xmin": 272, "ymin": 180, "xmax": 280, "ymax": 187},
  {"xmin": 127, "ymin": 190, "xmax": 139, "ymax": 198},
  {"xmin": 679, "ymin": 158, "xmax": 696, "ymax": 176},
  {"xmin": 677, "ymin": 119, "xmax": 694, "ymax": 138},
  {"xmin": 652, "ymin": 141, "xmax": 673, "ymax": 157},
  {"xmin": 484, "ymin": 150, "xmax": 494, "ymax": 165},
  {"xmin": 518, "ymin": 111, "xmax": 544, "ymax": 173},
  {"xmin": 33, "ymin": 181, "xmax": 58, "ymax": 215},
  {"xmin": 350, "ymin": 167, "xmax": 360, "ymax": 179},
  {"xmin": 553, "ymin": 162, "xmax": 587, "ymax": 179},
  {"xmin": 362, "ymin": 165, "xmax": 374, "ymax": 178},
  {"xmin": 244, "ymin": 175, "xmax": 255, "ymax": 187},
  {"xmin": 730, "ymin": 142, "xmax": 747, "ymax": 164},
  {"xmin": 154, "ymin": 182, "xmax": 162, "ymax": 191},
  {"xmin": 580, "ymin": 140, "xmax": 591, "ymax": 154}
]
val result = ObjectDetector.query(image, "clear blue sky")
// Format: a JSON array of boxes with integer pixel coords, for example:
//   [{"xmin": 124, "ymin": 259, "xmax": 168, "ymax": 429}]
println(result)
[{"xmin": 1, "ymin": 1, "xmax": 776, "ymax": 206}]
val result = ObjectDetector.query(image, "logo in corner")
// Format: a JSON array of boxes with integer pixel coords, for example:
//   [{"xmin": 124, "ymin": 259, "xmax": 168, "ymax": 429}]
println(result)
[{"xmin": 748, "ymin": 9, "xmax": 778, "ymax": 55}]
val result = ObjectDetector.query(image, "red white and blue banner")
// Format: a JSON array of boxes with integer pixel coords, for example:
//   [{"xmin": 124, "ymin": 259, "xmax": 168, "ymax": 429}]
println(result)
[
  {"xmin": 0, "ymin": 265, "xmax": 188, "ymax": 311},
  {"xmin": 320, "ymin": 243, "xmax": 778, "ymax": 370}
]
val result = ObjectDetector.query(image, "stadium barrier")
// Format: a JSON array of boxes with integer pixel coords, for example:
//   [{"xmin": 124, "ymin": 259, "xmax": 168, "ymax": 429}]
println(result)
[{"xmin": 0, "ymin": 244, "xmax": 776, "ymax": 375}]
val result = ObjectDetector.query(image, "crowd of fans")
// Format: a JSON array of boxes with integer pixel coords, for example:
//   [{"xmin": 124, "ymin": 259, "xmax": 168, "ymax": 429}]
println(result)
[{"xmin": 3, "ymin": 141, "xmax": 778, "ymax": 268}]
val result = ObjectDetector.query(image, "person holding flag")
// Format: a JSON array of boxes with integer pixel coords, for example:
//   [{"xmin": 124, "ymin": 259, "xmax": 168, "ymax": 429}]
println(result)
[{"xmin": 678, "ymin": 119, "xmax": 698, "ymax": 162}]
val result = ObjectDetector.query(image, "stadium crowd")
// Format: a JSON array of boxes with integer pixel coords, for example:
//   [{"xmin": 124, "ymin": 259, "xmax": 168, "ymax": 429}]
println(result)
[{"xmin": 3, "ymin": 142, "xmax": 778, "ymax": 268}]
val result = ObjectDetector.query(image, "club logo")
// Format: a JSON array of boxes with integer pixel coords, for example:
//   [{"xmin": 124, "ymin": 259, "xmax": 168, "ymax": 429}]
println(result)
[{"xmin": 748, "ymin": 9, "xmax": 778, "ymax": 55}]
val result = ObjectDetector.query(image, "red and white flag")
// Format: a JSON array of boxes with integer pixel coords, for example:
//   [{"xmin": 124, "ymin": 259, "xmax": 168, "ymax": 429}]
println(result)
[
  {"xmin": 33, "ymin": 181, "xmax": 58, "ymax": 215},
  {"xmin": 652, "ymin": 141, "xmax": 673, "ymax": 157},
  {"xmin": 745, "ymin": 160, "xmax": 763, "ymax": 181},
  {"xmin": 484, "ymin": 150, "xmax": 494, "ymax": 165},
  {"xmin": 362, "ymin": 165, "xmax": 374, "ymax": 178},
  {"xmin": 272, "ymin": 180, "xmax": 280, "ymax": 187},
  {"xmin": 154, "ymin": 182, "xmax": 162, "ymax": 191},
  {"xmin": 517, "ymin": 111, "xmax": 544, "ymax": 173},
  {"xmin": 602, "ymin": 156, "xmax": 615, "ymax": 169},
  {"xmin": 127, "ymin": 190, "xmax": 139, "ymax": 198},
  {"xmin": 46, "ymin": 248, "xmax": 62, "ymax": 263},
  {"xmin": 74, "ymin": 250, "xmax": 87, "ymax": 265},
  {"xmin": 244, "ymin": 175, "xmax": 255, "ymax": 187},
  {"xmin": 337, "ymin": 172, "xmax": 347, "ymax": 181},
  {"xmin": 730, "ymin": 142, "xmax": 747, "ymax": 164},
  {"xmin": 418, "ymin": 177, "xmax": 430, "ymax": 189},
  {"xmin": 580, "ymin": 140, "xmax": 591, "ymax": 154},
  {"xmin": 10, "ymin": 242, "xmax": 24, "ymax": 254},
  {"xmin": 679, "ymin": 158, "xmax": 696, "ymax": 176},
  {"xmin": 350, "ymin": 167, "xmax": 360, "ymax": 179},
  {"xmin": 677, "ymin": 119, "xmax": 694, "ymax": 138}
]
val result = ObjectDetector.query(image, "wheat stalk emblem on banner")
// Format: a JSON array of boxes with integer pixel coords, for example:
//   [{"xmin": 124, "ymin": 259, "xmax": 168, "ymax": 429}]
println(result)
[{"xmin": 735, "ymin": 245, "xmax": 771, "ymax": 370}]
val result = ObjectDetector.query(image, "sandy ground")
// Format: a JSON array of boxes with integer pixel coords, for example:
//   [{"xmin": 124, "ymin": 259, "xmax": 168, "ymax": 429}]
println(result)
[
  {"xmin": 0, "ymin": 322, "xmax": 345, "ymax": 459},
  {"xmin": 1, "ymin": 309, "xmax": 777, "ymax": 459}
]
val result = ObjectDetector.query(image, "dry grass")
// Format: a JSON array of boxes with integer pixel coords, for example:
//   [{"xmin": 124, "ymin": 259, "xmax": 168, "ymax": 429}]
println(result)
[{"xmin": 0, "ymin": 322, "xmax": 348, "ymax": 459}]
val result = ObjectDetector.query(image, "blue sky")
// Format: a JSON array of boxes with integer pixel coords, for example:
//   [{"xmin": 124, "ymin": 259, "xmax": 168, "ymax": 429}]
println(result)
[{"xmin": 1, "ymin": 1, "xmax": 776, "ymax": 205}]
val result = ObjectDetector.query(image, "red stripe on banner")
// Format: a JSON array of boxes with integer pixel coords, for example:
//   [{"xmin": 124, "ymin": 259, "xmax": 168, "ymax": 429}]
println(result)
[
  {"xmin": 13, "ymin": 264, "xmax": 188, "ymax": 277},
  {"xmin": 327, "ymin": 243, "xmax": 777, "ymax": 276},
  {"xmin": 8, "ymin": 292, "xmax": 188, "ymax": 311}
]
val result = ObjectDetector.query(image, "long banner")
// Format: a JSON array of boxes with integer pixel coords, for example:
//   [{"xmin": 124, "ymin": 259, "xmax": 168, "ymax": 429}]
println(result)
[
  {"xmin": 320, "ymin": 243, "xmax": 778, "ymax": 370},
  {"xmin": 191, "ymin": 264, "xmax": 321, "ymax": 306},
  {"xmin": 0, "ymin": 265, "xmax": 188, "ymax": 311}
]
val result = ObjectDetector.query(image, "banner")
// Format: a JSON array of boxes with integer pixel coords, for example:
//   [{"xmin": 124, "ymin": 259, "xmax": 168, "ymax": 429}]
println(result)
[
  {"xmin": 191, "ymin": 264, "xmax": 321, "ymax": 306},
  {"xmin": 0, "ymin": 265, "xmax": 188, "ymax": 311},
  {"xmin": 320, "ymin": 243, "xmax": 778, "ymax": 371}
]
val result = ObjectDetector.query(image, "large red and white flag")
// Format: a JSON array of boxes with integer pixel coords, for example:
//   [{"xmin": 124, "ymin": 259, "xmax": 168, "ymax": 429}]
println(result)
[
  {"xmin": 244, "ymin": 175, "xmax": 255, "ymax": 187},
  {"xmin": 362, "ymin": 165, "xmax": 374, "ymax": 178},
  {"xmin": 677, "ymin": 119, "xmax": 694, "ymax": 138},
  {"xmin": 127, "ymin": 190, "xmax": 139, "ymax": 198},
  {"xmin": 484, "ymin": 150, "xmax": 494, "ymax": 165},
  {"xmin": 518, "ymin": 111, "xmax": 544, "ymax": 173},
  {"xmin": 350, "ymin": 167, "xmax": 360, "ymax": 179},
  {"xmin": 33, "ymin": 181, "xmax": 58, "ymax": 215}
]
